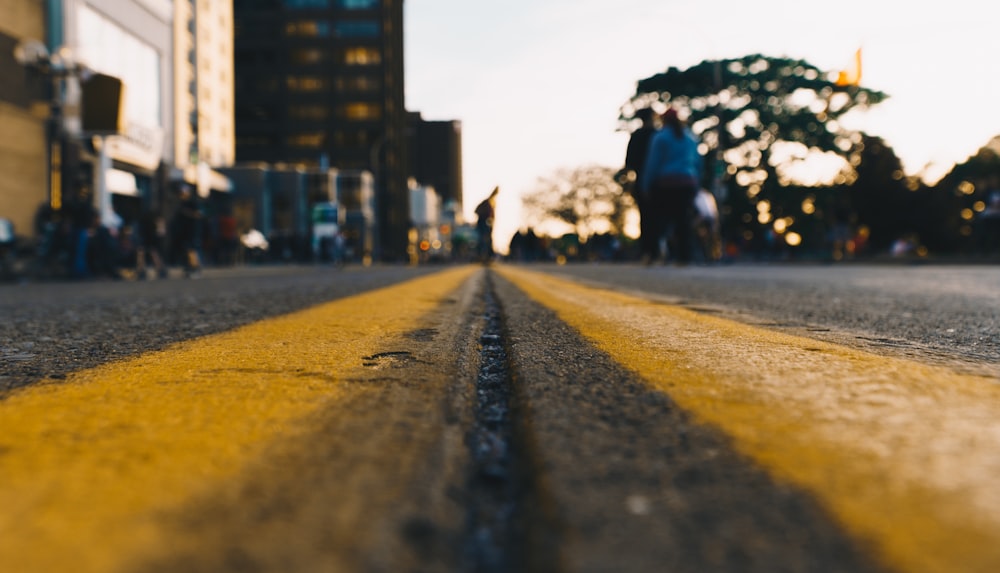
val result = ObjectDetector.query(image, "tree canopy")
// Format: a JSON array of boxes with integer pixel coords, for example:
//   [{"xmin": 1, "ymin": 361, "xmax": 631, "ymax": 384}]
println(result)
[
  {"xmin": 623, "ymin": 55, "xmax": 888, "ymax": 188},
  {"xmin": 519, "ymin": 54, "xmax": 997, "ymax": 258},
  {"xmin": 521, "ymin": 165, "xmax": 634, "ymax": 240},
  {"xmin": 620, "ymin": 54, "xmax": 890, "ymax": 254}
]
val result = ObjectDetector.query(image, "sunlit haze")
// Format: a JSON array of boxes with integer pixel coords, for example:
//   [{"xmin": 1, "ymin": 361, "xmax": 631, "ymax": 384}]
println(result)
[{"xmin": 405, "ymin": 0, "xmax": 1000, "ymax": 251}]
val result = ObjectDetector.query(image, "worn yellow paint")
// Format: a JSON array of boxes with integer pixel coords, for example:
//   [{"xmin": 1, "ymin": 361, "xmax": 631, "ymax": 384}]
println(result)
[
  {"xmin": 0, "ymin": 266, "xmax": 476, "ymax": 573},
  {"xmin": 497, "ymin": 265, "xmax": 1000, "ymax": 573}
]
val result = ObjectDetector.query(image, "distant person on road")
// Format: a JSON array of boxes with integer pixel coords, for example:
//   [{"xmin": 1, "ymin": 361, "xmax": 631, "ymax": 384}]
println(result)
[
  {"xmin": 84, "ymin": 208, "xmax": 121, "ymax": 279},
  {"xmin": 216, "ymin": 212, "xmax": 238, "ymax": 266},
  {"xmin": 68, "ymin": 201, "xmax": 95, "ymax": 278},
  {"xmin": 693, "ymin": 188, "xmax": 722, "ymax": 262},
  {"xmin": 174, "ymin": 186, "xmax": 203, "ymax": 278},
  {"xmin": 640, "ymin": 107, "xmax": 703, "ymax": 265},
  {"xmin": 136, "ymin": 209, "xmax": 167, "ymax": 279},
  {"xmin": 475, "ymin": 186, "xmax": 499, "ymax": 263},
  {"xmin": 621, "ymin": 107, "xmax": 658, "ymax": 261}
]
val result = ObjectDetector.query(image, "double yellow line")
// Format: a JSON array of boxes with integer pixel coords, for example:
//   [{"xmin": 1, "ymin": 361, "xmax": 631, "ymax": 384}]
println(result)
[
  {"xmin": 2, "ymin": 265, "xmax": 998, "ymax": 573},
  {"xmin": 0, "ymin": 266, "xmax": 477, "ymax": 573},
  {"xmin": 497, "ymin": 265, "xmax": 1000, "ymax": 573}
]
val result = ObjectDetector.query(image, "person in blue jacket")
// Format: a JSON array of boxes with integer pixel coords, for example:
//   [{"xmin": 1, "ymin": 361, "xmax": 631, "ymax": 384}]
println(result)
[{"xmin": 639, "ymin": 107, "xmax": 703, "ymax": 264}]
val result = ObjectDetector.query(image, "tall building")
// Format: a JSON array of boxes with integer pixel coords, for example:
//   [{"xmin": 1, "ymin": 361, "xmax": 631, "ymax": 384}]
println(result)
[
  {"xmin": 233, "ymin": 0, "xmax": 408, "ymax": 260},
  {"xmin": 0, "ymin": 1, "xmax": 48, "ymax": 238},
  {"xmin": 407, "ymin": 112, "xmax": 462, "ymax": 210},
  {"xmin": 174, "ymin": 0, "xmax": 237, "ymax": 198}
]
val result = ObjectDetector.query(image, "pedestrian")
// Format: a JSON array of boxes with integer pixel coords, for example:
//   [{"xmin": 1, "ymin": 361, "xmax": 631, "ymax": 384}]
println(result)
[
  {"xmin": 217, "ymin": 212, "xmax": 238, "ymax": 266},
  {"xmin": 524, "ymin": 227, "xmax": 541, "ymax": 262},
  {"xmin": 69, "ymin": 201, "xmax": 95, "ymax": 278},
  {"xmin": 84, "ymin": 208, "xmax": 121, "ymax": 279},
  {"xmin": 332, "ymin": 229, "xmax": 346, "ymax": 267},
  {"xmin": 174, "ymin": 186, "xmax": 203, "ymax": 278},
  {"xmin": 33, "ymin": 202, "xmax": 70, "ymax": 278},
  {"xmin": 136, "ymin": 209, "xmax": 167, "ymax": 279},
  {"xmin": 475, "ymin": 186, "xmax": 499, "ymax": 263},
  {"xmin": 693, "ymin": 188, "xmax": 722, "ymax": 262},
  {"xmin": 621, "ymin": 107, "xmax": 658, "ymax": 261},
  {"xmin": 0, "ymin": 217, "xmax": 15, "ymax": 279},
  {"xmin": 639, "ymin": 107, "xmax": 703, "ymax": 265}
]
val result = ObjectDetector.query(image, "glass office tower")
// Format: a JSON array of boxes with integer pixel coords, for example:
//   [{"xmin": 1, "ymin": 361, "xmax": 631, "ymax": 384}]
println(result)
[{"xmin": 233, "ymin": 0, "xmax": 407, "ymax": 260}]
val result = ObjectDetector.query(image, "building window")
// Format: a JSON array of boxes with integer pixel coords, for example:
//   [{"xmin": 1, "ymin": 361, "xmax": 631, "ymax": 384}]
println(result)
[
  {"xmin": 254, "ymin": 78, "xmax": 279, "ymax": 93},
  {"xmin": 286, "ymin": 76, "xmax": 328, "ymax": 92},
  {"xmin": 341, "ymin": 102, "xmax": 381, "ymax": 121},
  {"xmin": 289, "ymin": 105, "xmax": 330, "ymax": 120},
  {"xmin": 290, "ymin": 48, "xmax": 327, "ymax": 65},
  {"xmin": 285, "ymin": 20, "xmax": 331, "ymax": 37},
  {"xmin": 237, "ymin": 103, "xmax": 276, "ymax": 121},
  {"xmin": 334, "ymin": 75, "xmax": 381, "ymax": 93},
  {"xmin": 285, "ymin": 0, "xmax": 330, "ymax": 7},
  {"xmin": 343, "ymin": 47, "xmax": 381, "ymax": 65},
  {"xmin": 336, "ymin": 0, "xmax": 378, "ymax": 8},
  {"xmin": 331, "ymin": 130, "xmax": 373, "ymax": 146},
  {"xmin": 237, "ymin": 136, "xmax": 273, "ymax": 147},
  {"xmin": 334, "ymin": 21, "xmax": 379, "ymax": 37},
  {"xmin": 286, "ymin": 133, "xmax": 325, "ymax": 147}
]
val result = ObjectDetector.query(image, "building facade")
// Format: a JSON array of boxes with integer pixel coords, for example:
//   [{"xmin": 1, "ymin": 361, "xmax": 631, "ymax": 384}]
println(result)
[
  {"xmin": 407, "ymin": 112, "xmax": 462, "ymax": 210},
  {"xmin": 233, "ymin": 0, "xmax": 408, "ymax": 260},
  {"xmin": 0, "ymin": 1, "xmax": 51, "ymax": 238},
  {"xmin": 50, "ymin": 0, "xmax": 174, "ymax": 227},
  {"xmin": 3, "ymin": 1, "xmax": 240, "ymax": 258},
  {"xmin": 174, "ymin": 0, "xmax": 236, "ymax": 198},
  {"xmin": 3, "ymin": 0, "xmax": 175, "ymax": 237}
]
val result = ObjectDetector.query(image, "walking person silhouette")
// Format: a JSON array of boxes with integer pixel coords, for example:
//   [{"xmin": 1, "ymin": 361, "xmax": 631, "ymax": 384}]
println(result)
[
  {"xmin": 621, "ymin": 107, "xmax": 658, "ymax": 262},
  {"xmin": 639, "ymin": 107, "xmax": 703, "ymax": 265},
  {"xmin": 475, "ymin": 186, "xmax": 499, "ymax": 264}
]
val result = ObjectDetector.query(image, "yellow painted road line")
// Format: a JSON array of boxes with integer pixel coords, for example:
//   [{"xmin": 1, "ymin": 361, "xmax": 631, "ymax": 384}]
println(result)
[
  {"xmin": 497, "ymin": 265, "xmax": 1000, "ymax": 573},
  {"xmin": 0, "ymin": 266, "xmax": 477, "ymax": 573}
]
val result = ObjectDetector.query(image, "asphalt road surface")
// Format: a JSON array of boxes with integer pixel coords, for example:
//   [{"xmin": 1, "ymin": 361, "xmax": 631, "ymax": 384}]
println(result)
[
  {"xmin": 540, "ymin": 262, "xmax": 1000, "ymax": 377},
  {"xmin": 1, "ymin": 262, "xmax": 997, "ymax": 573}
]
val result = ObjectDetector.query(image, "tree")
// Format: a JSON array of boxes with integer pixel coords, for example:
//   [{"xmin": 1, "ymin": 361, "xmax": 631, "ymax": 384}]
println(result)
[
  {"xmin": 622, "ymin": 55, "xmax": 888, "ymax": 252},
  {"xmin": 923, "ymin": 139, "xmax": 1000, "ymax": 253},
  {"xmin": 847, "ymin": 134, "xmax": 912, "ymax": 251},
  {"xmin": 846, "ymin": 134, "xmax": 1000, "ymax": 255},
  {"xmin": 521, "ymin": 164, "xmax": 636, "ymax": 240}
]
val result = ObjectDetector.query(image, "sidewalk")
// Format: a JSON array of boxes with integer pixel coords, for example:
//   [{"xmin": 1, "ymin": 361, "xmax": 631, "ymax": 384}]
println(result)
[{"xmin": 0, "ymin": 260, "xmax": 357, "ymax": 285}]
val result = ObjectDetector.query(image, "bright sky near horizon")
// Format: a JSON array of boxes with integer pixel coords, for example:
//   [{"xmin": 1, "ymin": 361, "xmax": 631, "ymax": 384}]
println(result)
[{"xmin": 404, "ymin": 0, "xmax": 1000, "ymax": 250}]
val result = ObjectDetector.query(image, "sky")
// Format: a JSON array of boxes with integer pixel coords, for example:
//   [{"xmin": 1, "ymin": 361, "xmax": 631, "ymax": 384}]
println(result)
[{"xmin": 404, "ymin": 0, "xmax": 1000, "ymax": 250}]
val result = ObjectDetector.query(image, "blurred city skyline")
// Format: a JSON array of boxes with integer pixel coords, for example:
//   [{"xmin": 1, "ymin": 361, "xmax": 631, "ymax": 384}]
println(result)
[{"xmin": 405, "ymin": 0, "xmax": 1000, "ymax": 248}]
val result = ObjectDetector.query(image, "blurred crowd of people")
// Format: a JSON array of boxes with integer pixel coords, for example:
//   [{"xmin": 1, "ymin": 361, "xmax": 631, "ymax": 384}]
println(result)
[
  {"xmin": 612, "ymin": 105, "xmax": 1000, "ymax": 265},
  {"xmin": 25, "ymin": 185, "xmax": 236, "ymax": 281},
  {"xmin": 619, "ymin": 106, "xmax": 717, "ymax": 265}
]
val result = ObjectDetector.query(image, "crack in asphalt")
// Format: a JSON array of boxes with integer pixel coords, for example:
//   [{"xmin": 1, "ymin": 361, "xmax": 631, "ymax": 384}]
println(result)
[{"xmin": 461, "ymin": 272, "xmax": 561, "ymax": 573}]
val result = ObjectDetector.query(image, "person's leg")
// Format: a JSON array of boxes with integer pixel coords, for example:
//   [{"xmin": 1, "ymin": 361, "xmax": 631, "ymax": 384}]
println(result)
[
  {"xmin": 643, "ymin": 192, "xmax": 668, "ymax": 263},
  {"xmin": 74, "ymin": 228, "xmax": 90, "ymax": 278},
  {"xmin": 636, "ymin": 195, "xmax": 654, "ymax": 261},
  {"xmin": 668, "ymin": 187, "xmax": 698, "ymax": 264},
  {"xmin": 136, "ymin": 246, "xmax": 148, "ymax": 279}
]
